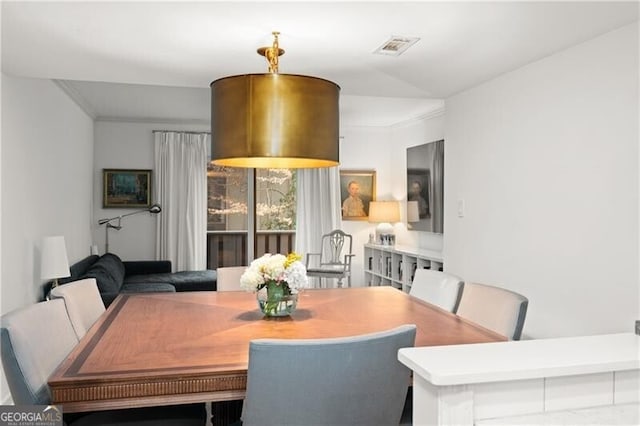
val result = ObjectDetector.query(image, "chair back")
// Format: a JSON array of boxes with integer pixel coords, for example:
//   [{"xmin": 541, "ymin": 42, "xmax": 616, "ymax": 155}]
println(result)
[
  {"xmin": 410, "ymin": 269, "xmax": 463, "ymax": 312},
  {"xmin": 50, "ymin": 278, "xmax": 105, "ymax": 339},
  {"xmin": 1, "ymin": 299, "xmax": 78, "ymax": 404},
  {"xmin": 216, "ymin": 266, "xmax": 247, "ymax": 291},
  {"xmin": 455, "ymin": 282, "xmax": 528, "ymax": 340},
  {"xmin": 323, "ymin": 230, "xmax": 352, "ymax": 266},
  {"xmin": 242, "ymin": 324, "xmax": 416, "ymax": 426},
  {"xmin": 305, "ymin": 230, "xmax": 355, "ymax": 288}
]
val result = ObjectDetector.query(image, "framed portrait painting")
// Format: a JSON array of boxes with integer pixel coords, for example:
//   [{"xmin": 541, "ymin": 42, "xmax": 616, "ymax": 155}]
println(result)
[
  {"xmin": 339, "ymin": 170, "xmax": 376, "ymax": 221},
  {"xmin": 103, "ymin": 169, "xmax": 152, "ymax": 208}
]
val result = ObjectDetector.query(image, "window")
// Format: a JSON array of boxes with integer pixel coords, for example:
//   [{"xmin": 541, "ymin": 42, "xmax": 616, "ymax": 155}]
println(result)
[{"xmin": 207, "ymin": 164, "xmax": 296, "ymax": 268}]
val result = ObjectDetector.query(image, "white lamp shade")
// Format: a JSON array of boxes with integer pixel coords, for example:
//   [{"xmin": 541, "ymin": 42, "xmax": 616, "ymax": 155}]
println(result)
[
  {"xmin": 368, "ymin": 201, "xmax": 401, "ymax": 223},
  {"xmin": 407, "ymin": 201, "xmax": 420, "ymax": 222},
  {"xmin": 41, "ymin": 236, "xmax": 70, "ymax": 280}
]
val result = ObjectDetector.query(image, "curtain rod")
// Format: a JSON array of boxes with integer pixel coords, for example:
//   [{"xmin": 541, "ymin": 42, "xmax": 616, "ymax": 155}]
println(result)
[{"xmin": 152, "ymin": 130, "xmax": 211, "ymax": 134}]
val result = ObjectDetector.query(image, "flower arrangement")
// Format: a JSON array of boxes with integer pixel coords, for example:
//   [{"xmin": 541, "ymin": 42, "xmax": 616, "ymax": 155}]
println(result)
[
  {"xmin": 240, "ymin": 252, "xmax": 309, "ymax": 293},
  {"xmin": 240, "ymin": 252, "xmax": 309, "ymax": 316}
]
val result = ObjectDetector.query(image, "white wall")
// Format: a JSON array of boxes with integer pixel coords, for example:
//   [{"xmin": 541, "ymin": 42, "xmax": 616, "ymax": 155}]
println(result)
[
  {"xmin": 389, "ymin": 112, "xmax": 446, "ymax": 252},
  {"xmin": 1, "ymin": 74, "xmax": 94, "ymax": 313},
  {"xmin": 1, "ymin": 74, "xmax": 94, "ymax": 403},
  {"xmin": 93, "ymin": 121, "xmax": 208, "ymax": 260},
  {"xmin": 339, "ymin": 112, "xmax": 445, "ymax": 284},
  {"xmin": 444, "ymin": 23, "xmax": 639, "ymax": 338}
]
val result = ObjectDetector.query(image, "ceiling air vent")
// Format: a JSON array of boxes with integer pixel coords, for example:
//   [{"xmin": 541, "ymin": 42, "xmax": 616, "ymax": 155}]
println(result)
[{"xmin": 373, "ymin": 36, "xmax": 420, "ymax": 56}]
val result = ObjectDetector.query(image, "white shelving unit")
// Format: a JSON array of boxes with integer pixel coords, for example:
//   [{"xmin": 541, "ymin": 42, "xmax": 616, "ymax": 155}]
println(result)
[{"xmin": 363, "ymin": 244, "xmax": 444, "ymax": 293}]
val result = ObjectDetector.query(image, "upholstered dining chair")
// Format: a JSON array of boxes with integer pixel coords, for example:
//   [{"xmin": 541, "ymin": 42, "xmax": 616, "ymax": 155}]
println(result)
[
  {"xmin": 0, "ymin": 299, "xmax": 206, "ymax": 425},
  {"xmin": 241, "ymin": 324, "xmax": 416, "ymax": 426},
  {"xmin": 454, "ymin": 282, "xmax": 529, "ymax": 340},
  {"xmin": 305, "ymin": 229, "xmax": 355, "ymax": 288},
  {"xmin": 215, "ymin": 266, "xmax": 247, "ymax": 292},
  {"xmin": 49, "ymin": 278, "xmax": 105, "ymax": 339},
  {"xmin": 410, "ymin": 269, "xmax": 463, "ymax": 312}
]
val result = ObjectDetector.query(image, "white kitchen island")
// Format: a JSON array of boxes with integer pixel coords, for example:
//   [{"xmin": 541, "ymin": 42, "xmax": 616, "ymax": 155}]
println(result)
[{"xmin": 398, "ymin": 333, "xmax": 639, "ymax": 425}]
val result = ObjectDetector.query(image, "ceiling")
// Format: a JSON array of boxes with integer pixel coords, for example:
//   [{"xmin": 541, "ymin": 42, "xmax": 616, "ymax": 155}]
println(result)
[{"xmin": 2, "ymin": 2, "xmax": 637, "ymax": 126}]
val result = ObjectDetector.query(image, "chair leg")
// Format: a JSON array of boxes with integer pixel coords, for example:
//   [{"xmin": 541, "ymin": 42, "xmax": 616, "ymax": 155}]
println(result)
[
  {"xmin": 211, "ymin": 400, "xmax": 243, "ymax": 426},
  {"xmin": 337, "ymin": 277, "xmax": 343, "ymax": 288}
]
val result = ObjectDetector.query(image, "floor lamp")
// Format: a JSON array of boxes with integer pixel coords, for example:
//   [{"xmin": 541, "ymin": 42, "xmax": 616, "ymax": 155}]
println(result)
[{"xmin": 98, "ymin": 204, "xmax": 162, "ymax": 253}]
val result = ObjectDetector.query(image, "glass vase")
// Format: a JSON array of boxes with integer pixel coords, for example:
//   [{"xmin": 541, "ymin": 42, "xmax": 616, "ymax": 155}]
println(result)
[{"xmin": 257, "ymin": 281, "xmax": 298, "ymax": 317}]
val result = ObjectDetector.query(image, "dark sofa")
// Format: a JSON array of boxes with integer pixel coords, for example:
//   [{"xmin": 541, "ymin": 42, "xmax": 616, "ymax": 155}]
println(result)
[{"xmin": 49, "ymin": 253, "xmax": 217, "ymax": 307}]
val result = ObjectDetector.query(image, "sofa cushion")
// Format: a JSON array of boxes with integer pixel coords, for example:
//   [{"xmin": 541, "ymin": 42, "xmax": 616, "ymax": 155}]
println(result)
[
  {"xmin": 120, "ymin": 283, "xmax": 176, "ymax": 293},
  {"xmin": 124, "ymin": 270, "xmax": 216, "ymax": 292},
  {"xmin": 82, "ymin": 253, "xmax": 125, "ymax": 294}
]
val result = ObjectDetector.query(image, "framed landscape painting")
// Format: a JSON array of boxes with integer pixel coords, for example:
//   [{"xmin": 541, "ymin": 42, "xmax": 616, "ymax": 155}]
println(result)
[
  {"xmin": 339, "ymin": 169, "xmax": 376, "ymax": 221},
  {"xmin": 103, "ymin": 169, "xmax": 151, "ymax": 208}
]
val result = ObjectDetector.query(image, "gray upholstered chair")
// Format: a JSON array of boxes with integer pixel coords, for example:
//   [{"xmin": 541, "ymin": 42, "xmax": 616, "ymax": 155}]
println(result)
[
  {"xmin": 454, "ymin": 282, "xmax": 528, "ymax": 340},
  {"xmin": 305, "ymin": 229, "xmax": 355, "ymax": 288},
  {"xmin": 0, "ymin": 299, "xmax": 205, "ymax": 425},
  {"xmin": 241, "ymin": 324, "xmax": 416, "ymax": 426},
  {"xmin": 410, "ymin": 269, "xmax": 463, "ymax": 312},
  {"xmin": 215, "ymin": 266, "xmax": 247, "ymax": 292},
  {"xmin": 49, "ymin": 278, "xmax": 105, "ymax": 339}
]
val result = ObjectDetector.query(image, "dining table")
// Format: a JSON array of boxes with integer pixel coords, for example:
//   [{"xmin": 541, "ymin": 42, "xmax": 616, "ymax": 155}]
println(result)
[{"xmin": 48, "ymin": 286, "xmax": 506, "ymax": 413}]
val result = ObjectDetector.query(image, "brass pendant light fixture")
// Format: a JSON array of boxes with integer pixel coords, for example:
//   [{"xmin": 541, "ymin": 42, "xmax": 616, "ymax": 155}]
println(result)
[{"xmin": 210, "ymin": 32, "xmax": 340, "ymax": 168}]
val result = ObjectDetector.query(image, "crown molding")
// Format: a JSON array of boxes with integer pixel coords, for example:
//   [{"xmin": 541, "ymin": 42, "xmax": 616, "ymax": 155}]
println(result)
[
  {"xmin": 53, "ymin": 80, "xmax": 97, "ymax": 120},
  {"xmin": 96, "ymin": 116, "xmax": 210, "ymax": 126},
  {"xmin": 390, "ymin": 107, "xmax": 446, "ymax": 129}
]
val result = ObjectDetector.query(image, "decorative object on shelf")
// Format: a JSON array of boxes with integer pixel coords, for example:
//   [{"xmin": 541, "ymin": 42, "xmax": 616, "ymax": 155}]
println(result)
[
  {"xmin": 210, "ymin": 31, "xmax": 340, "ymax": 169},
  {"xmin": 240, "ymin": 252, "xmax": 309, "ymax": 317},
  {"xmin": 407, "ymin": 139, "xmax": 444, "ymax": 233},
  {"xmin": 40, "ymin": 236, "xmax": 70, "ymax": 289},
  {"xmin": 369, "ymin": 201, "xmax": 400, "ymax": 245},
  {"xmin": 103, "ymin": 169, "xmax": 152, "ymax": 208},
  {"xmin": 98, "ymin": 204, "xmax": 162, "ymax": 253}
]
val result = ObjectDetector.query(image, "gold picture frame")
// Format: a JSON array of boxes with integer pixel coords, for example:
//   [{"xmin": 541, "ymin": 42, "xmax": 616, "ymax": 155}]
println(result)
[
  {"xmin": 103, "ymin": 169, "xmax": 152, "ymax": 208},
  {"xmin": 339, "ymin": 169, "xmax": 376, "ymax": 221}
]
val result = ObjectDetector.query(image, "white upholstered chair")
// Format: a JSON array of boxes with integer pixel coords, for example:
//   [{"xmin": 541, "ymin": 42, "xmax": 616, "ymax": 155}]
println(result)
[
  {"xmin": 409, "ymin": 269, "xmax": 463, "ymax": 312},
  {"xmin": 216, "ymin": 266, "xmax": 247, "ymax": 292},
  {"xmin": 241, "ymin": 324, "xmax": 416, "ymax": 426},
  {"xmin": 50, "ymin": 278, "xmax": 105, "ymax": 339},
  {"xmin": 0, "ymin": 299, "xmax": 206, "ymax": 425},
  {"xmin": 454, "ymin": 282, "xmax": 529, "ymax": 340}
]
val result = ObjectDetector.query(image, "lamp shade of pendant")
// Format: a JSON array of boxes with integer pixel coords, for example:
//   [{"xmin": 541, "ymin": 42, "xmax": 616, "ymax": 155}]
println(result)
[{"xmin": 211, "ymin": 73, "xmax": 340, "ymax": 168}]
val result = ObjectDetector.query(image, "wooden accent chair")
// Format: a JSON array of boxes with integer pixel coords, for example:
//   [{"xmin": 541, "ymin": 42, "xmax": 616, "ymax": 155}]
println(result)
[{"xmin": 305, "ymin": 229, "xmax": 355, "ymax": 288}]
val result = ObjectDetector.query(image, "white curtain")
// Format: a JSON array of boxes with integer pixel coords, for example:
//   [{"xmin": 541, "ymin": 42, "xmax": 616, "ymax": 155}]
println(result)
[
  {"xmin": 154, "ymin": 131, "xmax": 209, "ymax": 271},
  {"xmin": 295, "ymin": 167, "xmax": 342, "ymax": 259}
]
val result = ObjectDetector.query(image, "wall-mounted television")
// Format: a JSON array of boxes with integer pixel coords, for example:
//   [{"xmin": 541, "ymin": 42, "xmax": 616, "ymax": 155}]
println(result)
[{"xmin": 406, "ymin": 139, "xmax": 444, "ymax": 234}]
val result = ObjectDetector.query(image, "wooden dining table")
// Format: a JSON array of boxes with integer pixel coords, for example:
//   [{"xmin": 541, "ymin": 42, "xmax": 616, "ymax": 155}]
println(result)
[{"xmin": 49, "ymin": 286, "xmax": 505, "ymax": 413}]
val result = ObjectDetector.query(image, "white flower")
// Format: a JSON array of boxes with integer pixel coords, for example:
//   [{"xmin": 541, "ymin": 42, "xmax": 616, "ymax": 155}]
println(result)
[{"xmin": 239, "ymin": 252, "xmax": 309, "ymax": 293}]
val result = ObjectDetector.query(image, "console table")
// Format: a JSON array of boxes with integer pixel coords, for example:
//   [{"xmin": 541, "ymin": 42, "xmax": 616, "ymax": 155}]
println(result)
[
  {"xmin": 364, "ymin": 244, "xmax": 443, "ymax": 293},
  {"xmin": 398, "ymin": 333, "xmax": 639, "ymax": 425}
]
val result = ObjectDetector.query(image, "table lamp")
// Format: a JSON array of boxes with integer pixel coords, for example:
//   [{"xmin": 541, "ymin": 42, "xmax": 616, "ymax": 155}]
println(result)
[
  {"xmin": 41, "ymin": 235, "xmax": 70, "ymax": 289},
  {"xmin": 369, "ymin": 201, "xmax": 400, "ymax": 245}
]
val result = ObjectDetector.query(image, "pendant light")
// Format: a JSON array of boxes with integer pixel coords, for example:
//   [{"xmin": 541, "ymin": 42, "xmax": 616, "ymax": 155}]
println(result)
[{"xmin": 210, "ymin": 32, "xmax": 340, "ymax": 168}]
